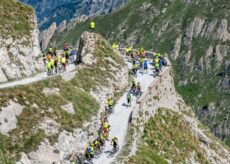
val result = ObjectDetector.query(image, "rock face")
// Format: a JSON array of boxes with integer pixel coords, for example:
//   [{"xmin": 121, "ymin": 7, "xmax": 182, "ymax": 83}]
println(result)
[
  {"xmin": 0, "ymin": 100, "xmax": 24, "ymax": 134},
  {"xmin": 39, "ymin": 22, "xmax": 57, "ymax": 51},
  {"xmin": 0, "ymin": 14, "xmax": 44, "ymax": 82}
]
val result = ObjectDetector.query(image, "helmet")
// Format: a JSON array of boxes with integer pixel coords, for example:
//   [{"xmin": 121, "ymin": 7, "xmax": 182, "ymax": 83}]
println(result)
[{"xmin": 90, "ymin": 143, "xmax": 94, "ymax": 147}]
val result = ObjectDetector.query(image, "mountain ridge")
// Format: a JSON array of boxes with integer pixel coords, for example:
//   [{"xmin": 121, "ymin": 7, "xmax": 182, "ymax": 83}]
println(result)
[{"xmin": 50, "ymin": 0, "xmax": 230, "ymax": 147}]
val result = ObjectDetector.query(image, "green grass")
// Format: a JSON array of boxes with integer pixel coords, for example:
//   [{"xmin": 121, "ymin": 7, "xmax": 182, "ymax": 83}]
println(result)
[
  {"xmin": 0, "ymin": 0, "xmax": 33, "ymax": 39},
  {"xmin": 0, "ymin": 33, "xmax": 126, "ymax": 162},
  {"xmin": 128, "ymin": 109, "xmax": 207, "ymax": 163}
]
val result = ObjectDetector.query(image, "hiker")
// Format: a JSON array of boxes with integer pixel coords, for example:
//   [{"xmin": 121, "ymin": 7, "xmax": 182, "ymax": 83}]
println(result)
[
  {"xmin": 48, "ymin": 47, "xmax": 54, "ymax": 56},
  {"xmin": 43, "ymin": 52, "xmax": 47, "ymax": 66},
  {"xmin": 103, "ymin": 121, "xmax": 110, "ymax": 139},
  {"xmin": 136, "ymin": 82, "xmax": 141, "ymax": 97},
  {"xmin": 90, "ymin": 20, "xmax": 95, "ymax": 32},
  {"xmin": 139, "ymin": 57, "xmax": 144, "ymax": 70},
  {"xmin": 111, "ymin": 137, "xmax": 118, "ymax": 150},
  {"xmin": 141, "ymin": 48, "xmax": 146, "ymax": 58},
  {"xmin": 107, "ymin": 96, "xmax": 113, "ymax": 109},
  {"xmin": 132, "ymin": 62, "xmax": 137, "ymax": 76},
  {"xmin": 63, "ymin": 45, "xmax": 69, "ymax": 65},
  {"xmin": 86, "ymin": 144, "xmax": 94, "ymax": 159},
  {"xmin": 47, "ymin": 59, "xmax": 53, "ymax": 76},
  {"xmin": 130, "ymin": 81, "xmax": 136, "ymax": 94},
  {"xmin": 143, "ymin": 60, "xmax": 148, "ymax": 73},
  {"xmin": 127, "ymin": 92, "xmax": 132, "ymax": 106},
  {"xmin": 70, "ymin": 48, "xmax": 77, "ymax": 63},
  {"xmin": 61, "ymin": 54, "xmax": 66, "ymax": 71},
  {"xmin": 112, "ymin": 43, "xmax": 118, "ymax": 49},
  {"xmin": 54, "ymin": 54, "xmax": 59, "ymax": 74},
  {"xmin": 154, "ymin": 59, "xmax": 160, "ymax": 76}
]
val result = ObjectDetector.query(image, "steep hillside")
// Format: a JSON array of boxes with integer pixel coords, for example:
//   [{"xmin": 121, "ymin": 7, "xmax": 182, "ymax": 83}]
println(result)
[
  {"xmin": 50, "ymin": 0, "xmax": 230, "ymax": 146},
  {"xmin": 0, "ymin": 0, "xmax": 43, "ymax": 82},
  {"xmin": 0, "ymin": 32, "xmax": 128, "ymax": 163},
  {"xmin": 115, "ymin": 62, "xmax": 230, "ymax": 164}
]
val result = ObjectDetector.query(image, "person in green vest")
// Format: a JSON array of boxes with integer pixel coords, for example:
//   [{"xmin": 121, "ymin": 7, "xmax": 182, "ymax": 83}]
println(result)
[
  {"xmin": 112, "ymin": 43, "xmax": 116, "ymax": 49},
  {"xmin": 47, "ymin": 59, "xmax": 53, "ymax": 76},
  {"xmin": 90, "ymin": 20, "xmax": 95, "ymax": 32}
]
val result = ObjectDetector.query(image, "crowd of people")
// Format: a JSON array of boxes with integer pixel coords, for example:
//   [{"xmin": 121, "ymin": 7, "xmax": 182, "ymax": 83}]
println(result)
[
  {"xmin": 58, "ymin": 20, "xmax": 168, "ymax": 164},
  {"xmin": 71, "ymin": 112, "xmax": 118, "ymax": 163},
  {"xmin": 43, "ymin": 43, "xmax": 77, "ymax": 76},
  {"xmin": 125, "ymin": 46, "xmax": 167, "ymax": 77}
]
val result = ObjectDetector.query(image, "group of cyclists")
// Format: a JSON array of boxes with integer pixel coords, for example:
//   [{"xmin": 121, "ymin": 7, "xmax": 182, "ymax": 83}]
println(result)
[
  {"xmin": 43, "ymin": 43, "xmax": 77, "ymax": 76},
  {"xmin": 75, "ymin": 114, "xmax": 118, "ymax": 163}
]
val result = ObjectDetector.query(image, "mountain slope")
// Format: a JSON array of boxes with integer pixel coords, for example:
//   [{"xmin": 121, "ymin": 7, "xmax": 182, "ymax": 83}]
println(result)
[
  {"xmin": 0, "ymin": 0, "xmax": 43, "ymax": 83},
  {"xmin": 0, "ymin": 32, "xmax": 128, "ymax": 163},
  {"xmin": 115, "ymin": 62, "xmax": 230, "ymax": 163},
  {"xmin": 19, "ymin": 0, "xmax": 128, "ymax": 30},
  {"xmin": 50, "ymin": 0, "xmax": 230, "ymax": 146}
]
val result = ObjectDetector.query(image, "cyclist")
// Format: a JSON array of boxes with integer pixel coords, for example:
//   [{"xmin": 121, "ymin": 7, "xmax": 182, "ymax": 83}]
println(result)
[
  {"xmin": 127, "ymin": 92, "xmax": 132, "ymax": 106},
  {"xmin": 107, "ymin": 97, "xmax": 113, "ymax": 109},
  {"xmin": 111, "ymin": 137, "xmax": 118, "ymax": 150}
]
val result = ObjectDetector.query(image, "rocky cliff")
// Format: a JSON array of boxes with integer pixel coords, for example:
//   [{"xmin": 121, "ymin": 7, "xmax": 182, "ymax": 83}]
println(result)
[
  {"xmin": 50, "ymin": 0, "xmax": 230, "ymax": 146},
  {"xmin": 0, "ymin": 0, "xmax": 44, "ymax": 83},
  {"xmin": 0, "ymin": 32, "xmax": 128, "ymax": 163}
]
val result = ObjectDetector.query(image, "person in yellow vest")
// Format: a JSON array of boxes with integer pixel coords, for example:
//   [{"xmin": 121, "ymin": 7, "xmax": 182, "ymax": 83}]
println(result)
[
  {"xmin": 154, "ymin": 57, "xmax": 160, "ymax": 76},
  {"xmin": 112, "ymin": 43, "xmax": 119, "ymax": 49},
  {"xmin": 90, "ymin": 20, "xmax": 95, "ymax": 32},
  {"xmin": 61, "ymin": 54, "xmax": 66, "ymax": 71},
  {"xmin": 107, "ymin": 97, "xmax": 113, "ymax": 109},
  {"xmin": 132, "ymin": 63, "xmax": 137, "ymax": 76},
  {"xmin": 47, "ymin": 59, "xmax": 53, "ymax": 76},
  {"xmin": 112, "ymin": 43, "xmax": 116, "ymax": 49},
  {"xmin": 54, "ymin": 54, "xmax": 59, "ymax": 74}
]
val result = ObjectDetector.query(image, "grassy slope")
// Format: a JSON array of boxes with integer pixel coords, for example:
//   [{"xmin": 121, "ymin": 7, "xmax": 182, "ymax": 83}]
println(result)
[
  {"xmin": 128, "ymin": 109, "xmax": 207, "ymax": 164},
  {"xmin": 0, "ymin": 0, "xmax": 34, "ymax": 39},
  {"xmin": 0, "ymin": 33, "xmax": 125, "ymax": 163},
  {"xmin": 50, "ymin": 0, "xmax": 230, "ymax": 145}
]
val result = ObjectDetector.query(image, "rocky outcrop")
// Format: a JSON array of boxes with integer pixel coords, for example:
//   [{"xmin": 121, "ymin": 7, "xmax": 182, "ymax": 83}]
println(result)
[
  {"xmin": 61, "ymin": 103, "xmax": 75, "ymax": 114},
  {"xmin": 0, "ymin": 100, "xmax": 24, "ymax": 134},
  {"xmin": 39, "ymin": 22, "xmax": 57, "ymax": 51},
  {"xmin": 0, "ymin": 14, "xmax": 44, "ymax": 82}
]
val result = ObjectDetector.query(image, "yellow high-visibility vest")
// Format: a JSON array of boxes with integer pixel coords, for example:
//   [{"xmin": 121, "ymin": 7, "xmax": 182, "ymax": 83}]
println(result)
[
  {"xmin": 61, "ymin": 57, "xmax": 66, "ymax": 64},
  {"xmin": 90, "ymin": 21, "xmax": 95, "ymax": 29}
]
